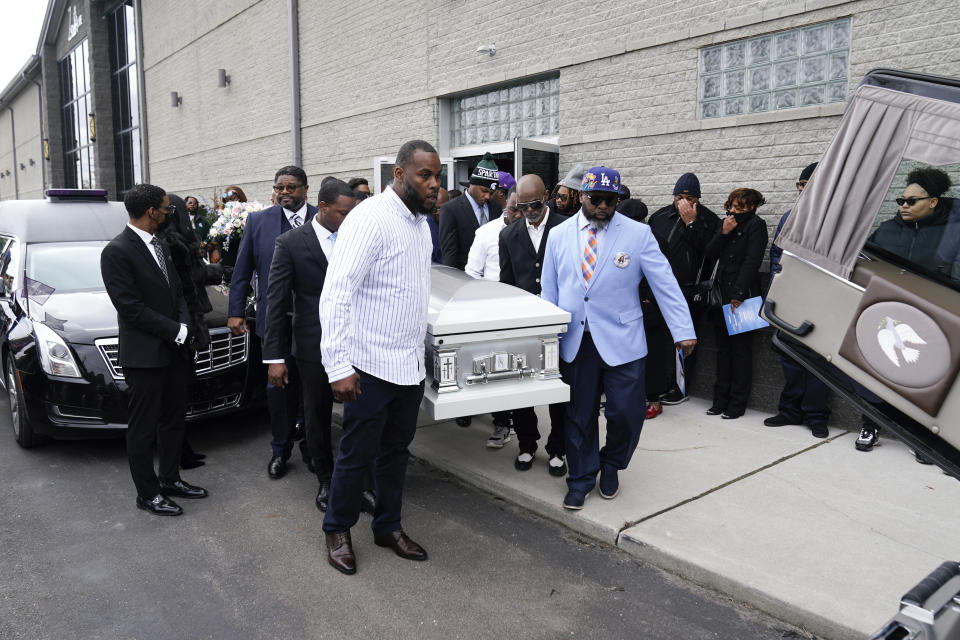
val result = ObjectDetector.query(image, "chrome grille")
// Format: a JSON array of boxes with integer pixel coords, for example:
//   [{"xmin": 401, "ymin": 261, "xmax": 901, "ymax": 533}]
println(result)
[{"xmin": 96, "ymin": 328, "xmax": 248, "ymax": 380}]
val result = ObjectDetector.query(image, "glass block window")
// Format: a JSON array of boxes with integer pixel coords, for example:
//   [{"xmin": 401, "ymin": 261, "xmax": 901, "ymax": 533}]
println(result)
[
  {"xmin": 699, "ymin": 18, "xmax": 850, "ymax": 119},
  {"xmin": 450, "ymin": 76, "xmax": 559, "ymax": 147}
]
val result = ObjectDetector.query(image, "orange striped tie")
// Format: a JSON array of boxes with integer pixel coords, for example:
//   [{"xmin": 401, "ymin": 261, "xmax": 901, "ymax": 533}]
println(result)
[{"xmin": 581, "ymin": 226, "xmax": 597, "ymax": 285}]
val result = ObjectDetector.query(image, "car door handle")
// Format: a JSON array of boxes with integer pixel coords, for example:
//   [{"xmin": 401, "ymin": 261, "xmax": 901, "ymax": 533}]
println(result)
[{"xmin": 763, "ymin": 299, "xmax": 814, "ymax": 336}]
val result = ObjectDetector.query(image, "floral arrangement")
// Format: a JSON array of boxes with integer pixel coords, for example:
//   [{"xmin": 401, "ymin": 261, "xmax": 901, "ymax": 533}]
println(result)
[{"xmin": 207, "ymin": 200, "xmax": 264, "ymax": 252}]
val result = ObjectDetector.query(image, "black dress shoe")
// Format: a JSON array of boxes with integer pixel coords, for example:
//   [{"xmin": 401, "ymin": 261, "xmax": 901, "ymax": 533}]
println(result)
[
  {"xmin": 705, "ymin": 406, "xmax": 724, "ymax": 416},
  {"xmin": 359, "ymin": 490, "xmax": 377, "ymax": 515},
  {"xmin": 456, "ymin": 416, "xmax": 472, "ymax": 427},
  {"xmin": 159, "ymin": 479, "xmax": 208, "ymax": 499},
  {"xmin": 764, "ymin": 414, "xmax": 799, "ymax": 427},
  {"xmin": 268, "ymin": 455, "xmax": 287, "ymax": 479},
  {"xmin": 136, "ymin": 494, "xmax": 183, "ymax": 516},
  {"xmin": 374, "ymin": 530, "xmax": 428, "ymax": 561},
  {"xmin": 293, "ymin": 422, "xmax": 305, "ymax": 441},
  {"xmin": 316, "ymin": 481, "xmax": 331, "ymax": 512},
  {"xmin": 180, "ymin": 457, "xmax": 205, "ymax": 470},
  {"xmin": 325, "ymin": 531, "xmax": 357, "ymax": 575}
]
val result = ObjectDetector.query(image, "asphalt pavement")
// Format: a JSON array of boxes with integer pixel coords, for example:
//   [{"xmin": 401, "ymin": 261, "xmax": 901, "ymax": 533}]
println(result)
[{"xmin": 0, "ymin": 405, "xmax": 814, "ymax": 640}]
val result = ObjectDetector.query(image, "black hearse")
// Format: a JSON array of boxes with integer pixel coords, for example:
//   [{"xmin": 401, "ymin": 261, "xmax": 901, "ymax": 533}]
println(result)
[{"xmin": 1, "ymin": 189, "xmax": 259, "ymax": 447}]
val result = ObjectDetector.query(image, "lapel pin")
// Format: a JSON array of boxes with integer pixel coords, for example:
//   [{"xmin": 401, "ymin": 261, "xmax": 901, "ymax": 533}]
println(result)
[{"xmin": 614, "ymin": 252, "xmax": 630, "ymax": 268}]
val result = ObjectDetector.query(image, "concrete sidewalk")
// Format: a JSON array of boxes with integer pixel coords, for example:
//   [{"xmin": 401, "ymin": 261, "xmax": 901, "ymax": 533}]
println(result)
[{"xmin": 409, "ymin": 396, "xmax": 960, "ymax": 640}]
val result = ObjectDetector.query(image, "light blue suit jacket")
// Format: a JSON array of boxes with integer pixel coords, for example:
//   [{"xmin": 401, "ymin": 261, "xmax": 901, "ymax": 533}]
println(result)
[{"xmin": 541, "ymin": 211, "xmax": 696, "ymax": 366}]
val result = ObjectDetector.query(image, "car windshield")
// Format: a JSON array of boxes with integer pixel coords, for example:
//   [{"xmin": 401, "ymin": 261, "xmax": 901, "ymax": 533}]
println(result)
[{"xmin": 25, "ymin": 241, "xmax": 108, "ymax": 295}]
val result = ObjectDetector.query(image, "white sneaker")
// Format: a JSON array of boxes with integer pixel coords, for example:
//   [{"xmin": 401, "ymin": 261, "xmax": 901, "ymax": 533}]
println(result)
[{"xmin": 486, "ymin": 424, "xmax": 512, "ymax": 448}]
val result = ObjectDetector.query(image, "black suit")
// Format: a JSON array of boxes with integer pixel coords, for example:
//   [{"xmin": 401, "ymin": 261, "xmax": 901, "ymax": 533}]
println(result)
[
  {"xmin": 101, "ymin": 226, "xmax": 192, "ymax": 498},
  {"xmin": 263, "ymin": 223, "xmax": 335, "ymax": 480},
  {"xmin": 499, "ymin": 211, "xmax": 569, "ymax": 458},
  {"xmin": 439, "ymin": 194, "xmax": 502, "ymax": 270}
]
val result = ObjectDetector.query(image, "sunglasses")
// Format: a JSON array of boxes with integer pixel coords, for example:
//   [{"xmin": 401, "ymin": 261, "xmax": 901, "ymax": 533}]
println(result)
[
  {"xmin": 896, "ymin": 196, "xmax": 933, "ymax": 207},
  {"xmin": 221, "ymin": 190, "xmax": 235, "ymax": 199},
  {"xmin": 155, "ymin": 204, "xmax": 176, "ymax": 215},
  {"xmin": 586, "ymin": 192, "xmax": 619, "ymax": 207},
  {"xmin": 273, "ymin": 183, "xmax": 304, "ymax": 193},
  {"xmin": 516, "ymin": 199, "xmax": 544, "ymax": 212}
]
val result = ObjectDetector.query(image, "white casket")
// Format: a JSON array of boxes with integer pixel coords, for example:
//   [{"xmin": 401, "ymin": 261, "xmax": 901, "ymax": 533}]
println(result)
[{"xmin": 421, "ymin": 266, "xmax": 571, "ymax": 422}]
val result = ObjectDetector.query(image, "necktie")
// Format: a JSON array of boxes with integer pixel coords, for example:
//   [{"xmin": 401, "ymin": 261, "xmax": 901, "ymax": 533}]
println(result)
[
  {"xmin": 581, "ymin": 226, "xmax": 597, "ymax": 286},
  {"xmin": 291, "ymin": 213, "xmax": 302, "ymax": 227},
  {"xmin": 479, "ymin": 206, "xmax": 487, "ymax": 225},
  {"xmin": 330, "ymin": 231, "xmax": 337, "ymax": 249},
  {"xmin": 150, "ymin": 237, "xmax": 169, "ymax": 284}
]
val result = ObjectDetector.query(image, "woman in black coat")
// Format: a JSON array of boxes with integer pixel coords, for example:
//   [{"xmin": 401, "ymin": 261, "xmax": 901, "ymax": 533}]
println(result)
[{"xmin": 703, "ymin": 188, "xmax": 768, "ymax": 419}]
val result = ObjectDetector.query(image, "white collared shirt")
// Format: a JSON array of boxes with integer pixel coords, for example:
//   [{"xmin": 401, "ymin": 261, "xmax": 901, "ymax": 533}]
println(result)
[
  {"xmin": 464, "ymin": 189, "xmax": 489, "ymax": 226},
  {"xmin": 126, "ymin": 223, "xmax": 188, "ymax": 344},
  {"xmin": 283, "ymin": 203, "xmax": 308, "ymax": 228},
  {"xmin": 526, "ymin": 210, "xmax": 550, "ymax": 253},
  {"xmin": 319, "ymin": 185, "xmax": 431, "ymax": 385},
  {"xmin": 465, "ymin": 216, "xmax": 508, "ymax": 281},
  {"xmin": 312, "ymin": 216, "xmax": 336, "ymax": 261},
  {"xmin": 576, "ymin": 209, "xmax": 607, "ymax": 253}
]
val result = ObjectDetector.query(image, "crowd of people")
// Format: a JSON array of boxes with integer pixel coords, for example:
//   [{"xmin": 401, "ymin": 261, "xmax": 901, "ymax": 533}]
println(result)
[{"xmin": 98, "ymin": 137, "xmax": 950, "ymax": 575}]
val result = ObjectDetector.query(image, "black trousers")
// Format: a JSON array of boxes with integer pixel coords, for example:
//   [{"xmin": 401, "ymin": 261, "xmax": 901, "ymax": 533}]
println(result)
[
  {"xmin": 513, "ymin": 403, "xmax": 566, "ymax": 457},
  {"xmin": 298, "ymin": 359, "xmax": 335, "ymax": 480},
  {"xmin": 323, "ymin": 371, "xmax": 423, "ymax": 535},
  {"xmin": 778, "ymin": 354, "xmax": 830, "ymax": 426},
  {"xmin": 263, "ymin": 338, "xmax": 303, "ymax": 459},
  {"xmin": 709, "ymin": 309, "xmax": 754, "ymax": 415},
  {"xmin": 124, "ymin": 356, "xmax": 191, "ymax": 498}
]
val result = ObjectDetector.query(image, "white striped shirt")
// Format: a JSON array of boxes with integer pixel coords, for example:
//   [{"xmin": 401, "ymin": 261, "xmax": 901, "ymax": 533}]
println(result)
[{"xmin": 319, "ymin": 185, "xmax": 432, "ymax": 385}]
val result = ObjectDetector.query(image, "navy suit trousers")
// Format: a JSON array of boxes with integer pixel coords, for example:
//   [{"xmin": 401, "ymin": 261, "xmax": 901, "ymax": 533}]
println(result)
[
  {"xmin": 778, "ymin": 354, "xmax": 830, "ymax": 426},
  {"xmin": 561, "ymin": 332, "xmax": 646, "ymax": 494},
  {"xmin": 323, "ymin": 370, "xmax": 423, "ymax": 535}
]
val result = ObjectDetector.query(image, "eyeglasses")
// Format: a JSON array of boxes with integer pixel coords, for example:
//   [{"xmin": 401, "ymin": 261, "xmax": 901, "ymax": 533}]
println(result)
[
  {"xmin": 556, "ymin": 193, "xmax": 570, "ymax": 203},
  {"xmin": 896, "ymin": 196, "xmax": 933, "ymax": 207},
  {"xmin": 155, "ymin": 204, "xmax": 176, "ymax": 215},
  {"xmin": 586, "ymin": 192, "xmax": 618, "ymax": 207},
  {"xmin": 273, "ymin": 183, "xmax": 304, "ymax": 193},
  {"xmin": 516, "ymin": 199, "xmax": 543, "ymax": 212}
]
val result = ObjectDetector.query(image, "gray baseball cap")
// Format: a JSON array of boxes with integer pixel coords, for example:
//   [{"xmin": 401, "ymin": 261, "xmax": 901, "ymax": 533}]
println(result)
[{"xmin": 559, "ymin": 163, "xmax": 586, "ymax": 190}]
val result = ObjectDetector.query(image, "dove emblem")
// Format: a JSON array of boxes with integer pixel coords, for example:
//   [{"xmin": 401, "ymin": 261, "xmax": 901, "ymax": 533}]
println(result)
[{"xmin": 876, "ymin": 316, "xmax": 926, "ymax": 367}]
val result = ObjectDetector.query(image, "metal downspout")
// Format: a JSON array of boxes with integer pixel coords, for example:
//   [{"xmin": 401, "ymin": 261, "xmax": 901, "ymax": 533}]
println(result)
[
  {"xmin": 287, "ymin": 0, "xmax": 301, "ymax": 166},
  {"xmin": 133, "ymin": 0, "xmax": 150, "ymax": 183},
  {"xmin": 28, "ymin": 74, "xmax": 45, "ymax": 192},
  {"xmin": 8, "ymin": 106, "xmax": 18, "ymax": 199}
]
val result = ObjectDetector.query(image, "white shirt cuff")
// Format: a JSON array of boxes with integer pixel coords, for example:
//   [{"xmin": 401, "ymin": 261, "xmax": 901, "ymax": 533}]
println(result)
[
  {"xmin": 175, "ymin": 324, "xmax": 188, "ymax": 345},
  {"xmin": 326, "ymin": 363, "xmax": 356, "ymax": 383},
  {"xmin": 263, "ymin": 359, "xmax": 285, "ymax": 364}
]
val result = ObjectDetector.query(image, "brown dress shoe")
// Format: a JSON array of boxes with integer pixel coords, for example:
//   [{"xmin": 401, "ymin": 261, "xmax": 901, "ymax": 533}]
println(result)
[
  {"xmin": 325, "ymin": 531, "xmax": 356, "ymax": 575},
  {"xmin": 373, "ymin": 530, "xmax": 428, "ymax": 561}
]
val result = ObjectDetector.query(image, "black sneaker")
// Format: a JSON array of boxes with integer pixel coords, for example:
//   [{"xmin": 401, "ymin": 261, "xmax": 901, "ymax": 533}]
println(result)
[
  {"xmin": 810, "ymin": 424, "xmax": 829, "ymax": 439},
  {"xmin": 660, "ymin": 388, "xmax": 688, "ymax": 405},
  {"xmin": 764, "ymin": 414, "xmax": 800, "ymax": 427},
  {"xmin": 855, "ymin": 426, "xmax": 879, "ymax": 452},
  {"xmin": 913, "ymin": 450, "xmax": 935, "ymax": 465}
]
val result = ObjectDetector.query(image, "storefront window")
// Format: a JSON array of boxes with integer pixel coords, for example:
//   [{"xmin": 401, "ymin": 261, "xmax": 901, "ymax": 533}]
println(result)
[
  {"xmin": 108, "ymin": 1, "xmax": 141, "ymax": 199},
  {"xmin": 59, "ymin": 40, "xmax": 96, "ymax": 189}
]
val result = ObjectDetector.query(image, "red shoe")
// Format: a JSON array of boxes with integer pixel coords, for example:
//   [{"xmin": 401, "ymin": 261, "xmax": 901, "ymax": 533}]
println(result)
[{"xmin": 645, "ymin": 403, "xmax": 662, "ymax": 419}]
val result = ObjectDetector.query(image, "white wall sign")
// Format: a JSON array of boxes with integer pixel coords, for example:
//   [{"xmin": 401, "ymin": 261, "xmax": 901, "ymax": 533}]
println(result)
[{"xmin": 68, "ymin": 6, "xmax": 83, "ymax": 40}]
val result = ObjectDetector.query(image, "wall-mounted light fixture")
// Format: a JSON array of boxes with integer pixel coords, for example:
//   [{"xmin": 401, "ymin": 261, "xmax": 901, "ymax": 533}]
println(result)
[
  {"xmin": 19, "ymin": 163, "xmax": 25, "ymax": 170},
  {"xmin": 476, "ymin": 44, "xmax": 496, "ymax": 56},
  {"xmin": 4, "ymin": 170, "xmax": 10, "ymax": 176},
  {"xmin": 217, "ymin": 69, "xmax": 231, "ymax": 88},
  {"xmin": 29, "ymin": 159, "xmax": 35, "ymax": 166},
  {"xmin": 170, "ymin": 91, "xmax": 182, "ymax": 107},
  {"xmin": 43, "ymin": 138, "xmax": 50, "ymax": 161},
  {"xmin": 88, "ymin": 113, "xmax": 96, "ymax": 141}
]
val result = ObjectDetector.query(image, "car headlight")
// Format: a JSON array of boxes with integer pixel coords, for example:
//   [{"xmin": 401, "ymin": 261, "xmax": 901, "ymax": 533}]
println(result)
[{"xmin": 34, "ymin": 322, "xmax": 81, "ymax": 378}]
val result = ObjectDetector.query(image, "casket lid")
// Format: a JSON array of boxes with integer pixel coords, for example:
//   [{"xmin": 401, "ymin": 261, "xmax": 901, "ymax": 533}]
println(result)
[{"xmin": 429, "ymin": 265, "xmax": 570, "ymax": 336}]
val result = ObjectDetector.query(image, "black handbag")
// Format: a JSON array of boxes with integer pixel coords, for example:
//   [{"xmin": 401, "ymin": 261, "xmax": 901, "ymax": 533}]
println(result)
[{"xmin": 691, "ymin": 259, "xmax": 723, "ymax": 312}]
